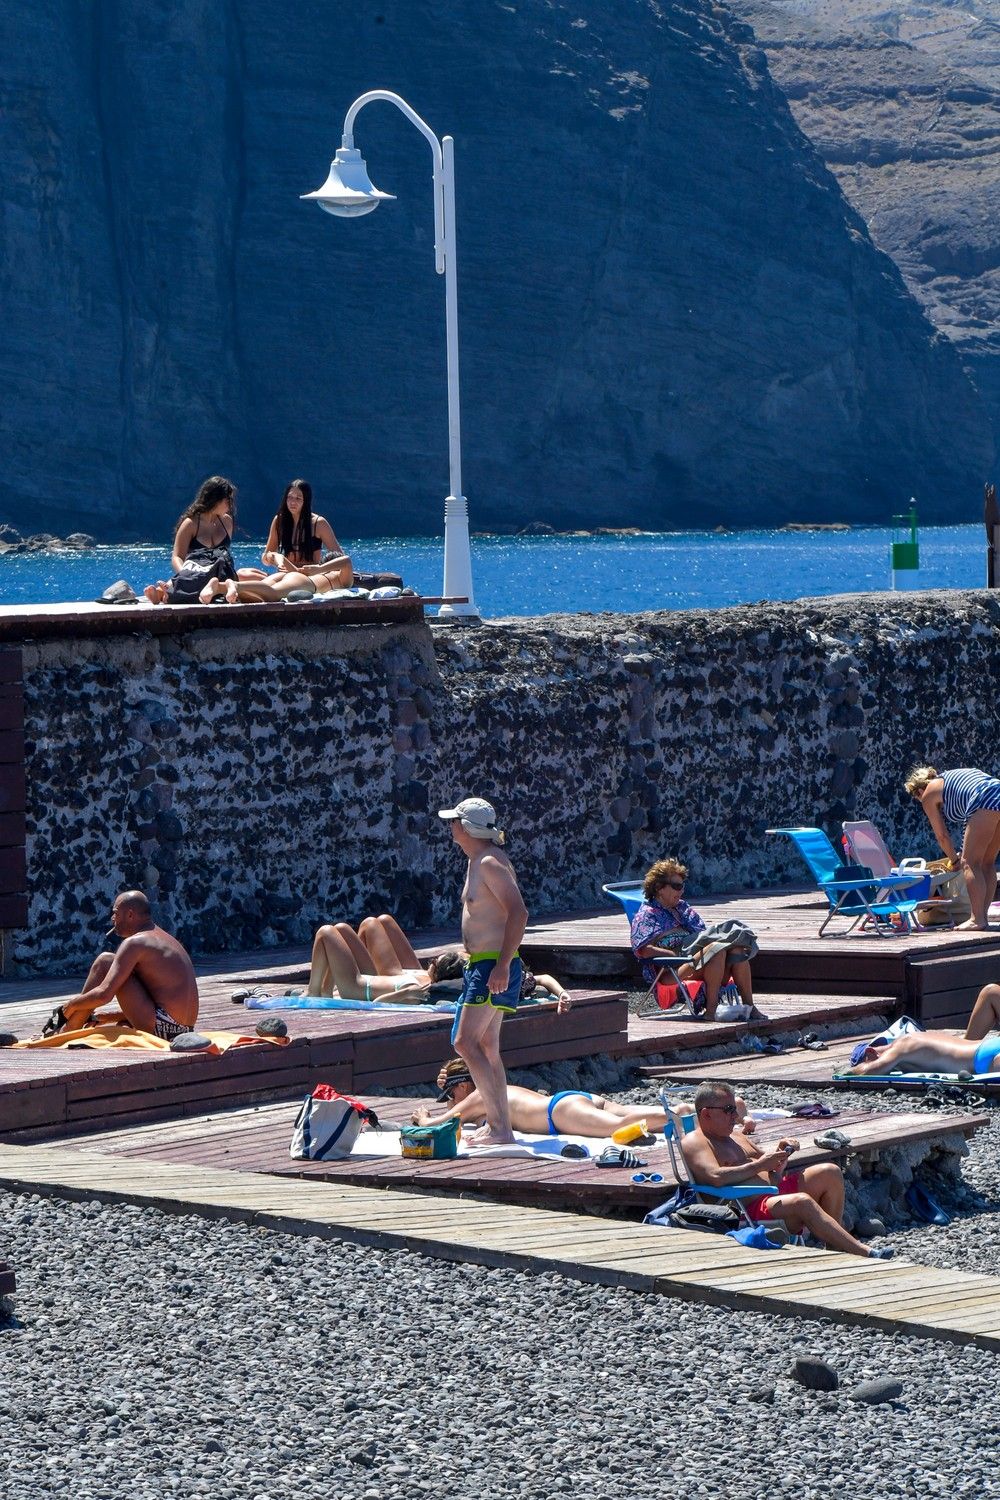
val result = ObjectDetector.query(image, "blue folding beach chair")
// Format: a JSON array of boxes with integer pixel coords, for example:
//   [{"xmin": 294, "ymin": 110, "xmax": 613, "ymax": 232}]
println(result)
[
  {"xmin": 662, "ymin": 1113, "xmax": 794, "ymax": 1235},
  {"xmin": 601, "ymin": 881, "xmax": 698, "ymax": 1013},
  {"xmin": 766, "ymin": 826, "xmax": 925, "ymax": 937}
]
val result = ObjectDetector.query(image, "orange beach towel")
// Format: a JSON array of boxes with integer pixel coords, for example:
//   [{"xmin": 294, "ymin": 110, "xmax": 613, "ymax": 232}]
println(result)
[{"xmin": 16, "ymin": 1024, "xmax": 290, "ymax": 1054}]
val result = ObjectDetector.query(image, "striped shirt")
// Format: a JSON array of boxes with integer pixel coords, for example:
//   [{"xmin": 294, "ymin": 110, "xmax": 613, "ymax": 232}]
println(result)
[{"xmin": 941, "ymin": 768, "xmax": 1000, "ymax": 828}]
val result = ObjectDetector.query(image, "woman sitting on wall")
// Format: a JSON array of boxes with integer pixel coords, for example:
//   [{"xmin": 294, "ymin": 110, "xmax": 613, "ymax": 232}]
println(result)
[
  {"xmin": 260, "ymin": 478, "xmax": 353, "ymax": 590},
  {"xmin": 200, "ymin": 478, "xmax": 355, "ymax": 604},
  {"xmin": 308, "ymin": 912, "xmax": 572, "ymax": 1009},
  {"xmin": 905, "ymin": 764, "xmax": 1000, "ymax": 930},
  {"xmin": 630, "ymin": 858, "xmax": 757, "ymax": 1021},
  {"xmin": 143, "ymin": 476, "xmax": 314, "ymax": 605}
]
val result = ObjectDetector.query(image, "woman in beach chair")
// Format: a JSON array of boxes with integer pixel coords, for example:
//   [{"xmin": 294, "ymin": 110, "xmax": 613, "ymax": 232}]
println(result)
[
  {"xmin": 906, "ymin": 765, "xmax": 1000, "ymax": 931},
  {"xmin": 630, "ymin": 859, "xmax": 757, "ymax": 1021}
]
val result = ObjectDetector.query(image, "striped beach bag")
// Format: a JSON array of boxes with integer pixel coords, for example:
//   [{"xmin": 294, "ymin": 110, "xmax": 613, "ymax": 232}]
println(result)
[{"xmin": 289, "ymin": 1084, "xmax": 379, "ymax": 1160}]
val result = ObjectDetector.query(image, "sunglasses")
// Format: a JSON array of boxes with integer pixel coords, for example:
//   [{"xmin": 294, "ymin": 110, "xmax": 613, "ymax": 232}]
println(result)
[
  {"xmin": 631, "ymin": 1172, "xmax": 664, "ymax": 1184},
  {"xmin": 660, "ymin": 880, "xmax": 686, "ymax": 892},
  {"xmin": 706, "ymin": 1104, "xmax": 738, "ymax": 1116}
]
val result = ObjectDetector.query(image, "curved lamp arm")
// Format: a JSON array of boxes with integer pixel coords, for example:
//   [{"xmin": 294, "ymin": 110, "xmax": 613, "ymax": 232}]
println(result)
[{"xmin": 342, "ymin": 90, "xmax": 446, "ymax": 274}]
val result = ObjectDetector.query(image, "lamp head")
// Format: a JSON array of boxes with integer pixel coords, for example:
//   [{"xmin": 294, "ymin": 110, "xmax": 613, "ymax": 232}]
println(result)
[{"xmin": 300, "ymin": 146, "xmax": 395, "ymax": 218}]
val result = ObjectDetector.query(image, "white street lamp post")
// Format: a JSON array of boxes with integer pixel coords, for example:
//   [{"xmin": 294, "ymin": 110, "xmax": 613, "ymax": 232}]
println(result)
[{"xmin": 302, "ymin": 90, "xmax": 478, "ymax": 620}]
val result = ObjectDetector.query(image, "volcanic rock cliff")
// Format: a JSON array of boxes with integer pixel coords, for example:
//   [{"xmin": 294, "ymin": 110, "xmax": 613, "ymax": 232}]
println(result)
[
  {"xmin": 730, "ymin": 0, "xmax": 1000, "ymax": 458},
  {"xmin": 0, "ymin": 0, "xmax": 990, "ymax": 539}
]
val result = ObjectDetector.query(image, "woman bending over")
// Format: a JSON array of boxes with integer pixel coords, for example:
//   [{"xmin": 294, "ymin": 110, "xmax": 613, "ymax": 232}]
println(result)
[{"xmin": 906, "ymin": 764, "xmax": 1000, "ymax": 929}]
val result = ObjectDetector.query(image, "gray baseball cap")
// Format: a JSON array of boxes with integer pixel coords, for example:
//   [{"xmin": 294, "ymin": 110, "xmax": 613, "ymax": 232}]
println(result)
[{"xmin": 438, "ymin": 796, "xmax": 502, "ymax": 841}]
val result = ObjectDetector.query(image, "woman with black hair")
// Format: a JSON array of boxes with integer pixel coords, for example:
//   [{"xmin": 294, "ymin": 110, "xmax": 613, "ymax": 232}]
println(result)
[
  {"xmin": 144, "ymin": 475, "xmax": 316, "ymax": 605},
  {"xmin": 261, "ymin": 479, "xmax": 352, "ymax": 589}
]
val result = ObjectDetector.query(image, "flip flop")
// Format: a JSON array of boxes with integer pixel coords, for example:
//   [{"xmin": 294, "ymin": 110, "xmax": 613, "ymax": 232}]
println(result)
[
  {"xmin": 595, "ymin": 1146, "xmax": 647, "ymax": 1169},
  {"xmin": 789, "ymin": 1101, "xmax": 839, "ymax": 1119},
  {"xmin": 230, "ymin": 986, "xmax": 269, "ymax": 1004},
  {"xmin": 905, "ymin": 1183, "xmax": 952, "ymax": 1226},
  {"xmin": 798, "ymin": 1033, "xmax": 828, "ymax": 1052},
  {"xmin": 813, "ymin": 1129, "xmax": 852, "ymax": 1151}
]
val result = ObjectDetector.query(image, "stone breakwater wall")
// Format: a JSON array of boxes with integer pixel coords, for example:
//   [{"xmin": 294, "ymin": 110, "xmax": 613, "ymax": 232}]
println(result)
[{"xmin": 7, "ymin": 591, "xmax": 1000, "ymax": 973}]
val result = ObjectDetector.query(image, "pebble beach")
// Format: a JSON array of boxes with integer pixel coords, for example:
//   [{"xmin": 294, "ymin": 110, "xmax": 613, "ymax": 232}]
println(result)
[
  {"xmin": 0, "ymin": 1178, "xmax": 995, "ymax": 1500},
  {"xmin": 2, "ymin": 1047, "xmax": 1000, "ymax": 1500}
]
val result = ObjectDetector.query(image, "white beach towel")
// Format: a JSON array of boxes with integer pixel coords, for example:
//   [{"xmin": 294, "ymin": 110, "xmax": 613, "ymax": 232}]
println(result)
[{"xmin": 348, "ymin": 1128, "xmax": 596, "ymax": 1161}]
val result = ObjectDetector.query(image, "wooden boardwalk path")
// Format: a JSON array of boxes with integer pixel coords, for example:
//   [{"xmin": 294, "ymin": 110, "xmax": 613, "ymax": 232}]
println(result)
[
  {"xmin": 623, "ymin": 990, "xmax": 893, "ymax": 1058},
  {"xmin": 2, "ymin": 1139, "xmax": 999, "ymax": 1350},
  {"xmin": 53, "ymin": 1095, "xmax": 990, "ymax": 1214}
]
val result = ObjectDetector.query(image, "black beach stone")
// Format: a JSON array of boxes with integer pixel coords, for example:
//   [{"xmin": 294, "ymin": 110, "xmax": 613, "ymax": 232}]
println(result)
[
  {"xmin": 790, "ymin": 1355, "xmax": 839, "ymax": 1391},
  {"xmin": 850, "ymin": 1377, "xmax": 904, "ymax": 1405}
]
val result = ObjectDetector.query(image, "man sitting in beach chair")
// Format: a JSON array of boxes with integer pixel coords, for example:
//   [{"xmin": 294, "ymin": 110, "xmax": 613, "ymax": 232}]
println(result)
[
  {"xmin": 46, "ymin": 890, "xmax": 198, "ymax": 1041},
  {"xmin": 682, "ymin": 1083, "xmax": 893, "ymax": 1259},
  {"xmin": 411, "ymin": 1058, "xmax": 725, "ymax": 1139}
]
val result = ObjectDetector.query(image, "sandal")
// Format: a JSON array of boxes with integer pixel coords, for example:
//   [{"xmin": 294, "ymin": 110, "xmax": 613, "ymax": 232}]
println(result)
[
  {"xmin": 230, "ymin": 986, "xmax": 270, "ymax": 1004},
  {"xmin": 789, "ymin": 1101, "xmax": 839, "ymax": 1119},
  {"xmin": 41, "ymin": 1006, "xmax": 67, "ymax": 1038},
  {"xmin": 596, "ymin": 1146, "xmax": 647, "ymax": 1169},
  {"xmin": 798, "ymin": 1033, "xmax": 828, "ymax": 1052}
]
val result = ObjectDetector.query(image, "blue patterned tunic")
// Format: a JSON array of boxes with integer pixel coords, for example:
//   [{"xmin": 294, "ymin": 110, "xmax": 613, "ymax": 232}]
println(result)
[{"xmin": 630, "ymin": 898, "xmax": 706, "ymax": 985}]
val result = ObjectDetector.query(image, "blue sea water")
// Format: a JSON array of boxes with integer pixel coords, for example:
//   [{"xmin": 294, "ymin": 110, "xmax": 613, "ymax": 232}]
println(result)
[{"xmin": 0, "ymin": 524, "xmax": 988, "ymax": 618}]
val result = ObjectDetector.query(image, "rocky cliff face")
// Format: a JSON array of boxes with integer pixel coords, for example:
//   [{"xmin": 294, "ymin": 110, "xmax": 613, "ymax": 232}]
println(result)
[
  {"xmin": 0, "ymin": 0, "xmax": 990, "ymax": 539},
  {"xmin": 730, "ymin": 0, "xmax": 1000, "ymax": 459}
]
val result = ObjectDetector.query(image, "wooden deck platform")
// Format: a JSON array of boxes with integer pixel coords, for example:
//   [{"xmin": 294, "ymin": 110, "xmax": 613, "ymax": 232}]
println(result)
[
  {"xmin": 0, "ymin": 592, "xmax": 460, "ymax": 642},
  {"xmin": 0, "ymin": 982, "xmax": 627, "ymax": 1138},
  {"xmin": 621, "ymin": 990, "xmax": 893, "ymax": 1058},
  {"xmin": 3, "ymin": 1140, "xmax": 1000, "ymax": 1350},
  {"xmin": 519, "ymin": 892, "xmax": 1000, "ymax": 1024},
  {"xmin": 641, "ymin": 1036, "xmax": 1000, "ymax": 1097},
  {"xmin": 52, "ymin": 1093, "xmax": 990, "ymax": 1214}
]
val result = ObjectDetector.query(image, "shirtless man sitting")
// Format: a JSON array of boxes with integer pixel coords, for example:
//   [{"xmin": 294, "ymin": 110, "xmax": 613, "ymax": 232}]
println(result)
[
  {"xmin": 414, "ymin": 1058, "xmax": 753, "ymax": 1140},
  {"xmin": 683, "ymin": 1082, "xmax": 894, "ymax": 1259},
  {"xmin": 438, "ymin": 795, "xmax": 528, "ymax": 1147},
  {"xmin": 50, "ymin": 891, "xmax": 199, "ymax": 1041}
]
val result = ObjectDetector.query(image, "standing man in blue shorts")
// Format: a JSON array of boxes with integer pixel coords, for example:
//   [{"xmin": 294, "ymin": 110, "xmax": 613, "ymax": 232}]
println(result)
[{"xmin": 438, "ymin": 796, "xmax": 528, "ymax": 1147}]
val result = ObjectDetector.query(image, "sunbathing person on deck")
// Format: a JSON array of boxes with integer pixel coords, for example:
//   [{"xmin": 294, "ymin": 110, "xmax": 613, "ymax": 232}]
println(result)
[
  {"xmin": 307, "ymin": 914, "xmax": 572, "ymax": 1009},
  {"xmin": 630, "ymin": 859, "xmax": 758, "ymax": 1021},
  {"xmin": 846, "ymin": 1025, "xmax": 1000, "ymax": 1079},
  {"xmin": 683, "ymin": 1083, "xmax": 893, "ymax": 1259},
  {"xmin": 412, "ymin": 1058, "xmax": 751, "ymax": 1139},
  {"xmin": 48, "ymin": 891, "xmax": 198, "ymax": 1041},
  {"xmin": 355, "ymin": 912, "xmax": 572, "ymax": 1012}
]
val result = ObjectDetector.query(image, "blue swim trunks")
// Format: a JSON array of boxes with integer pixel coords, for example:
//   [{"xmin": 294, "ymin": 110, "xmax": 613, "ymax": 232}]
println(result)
[
  {"xmin": 973, "ymin": 1036, "xmax": 1000, "ymax": 1075},
  {"xmin": 457, "ymin": 952, "xmax": 523, "ymax": 1014},
  {"xmin": 546, "ymin": 1089, "xmax": 596, "ymax": 1135}
]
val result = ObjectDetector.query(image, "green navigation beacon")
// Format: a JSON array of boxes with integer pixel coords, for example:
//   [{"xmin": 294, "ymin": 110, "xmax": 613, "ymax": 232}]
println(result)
[{"xmin": 890, "ymin": 502, "xmax": 920, "ymax": 590}]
